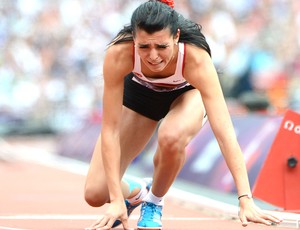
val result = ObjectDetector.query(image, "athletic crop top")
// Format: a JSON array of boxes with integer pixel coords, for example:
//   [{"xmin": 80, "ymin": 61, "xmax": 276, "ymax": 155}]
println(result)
[{"xmin": 132, "ymin": 42, "xmax": 190, "ymax": 92}]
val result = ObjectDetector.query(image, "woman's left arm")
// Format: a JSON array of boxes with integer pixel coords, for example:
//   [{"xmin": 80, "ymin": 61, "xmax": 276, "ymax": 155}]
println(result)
[{"xmin": 184, "ymin": 45, "xmax": 282, "ymax": 226}]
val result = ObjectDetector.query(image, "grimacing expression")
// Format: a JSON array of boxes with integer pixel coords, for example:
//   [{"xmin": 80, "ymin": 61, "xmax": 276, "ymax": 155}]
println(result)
[{"xmin": 134, "ymin": 28, "xmax": 179, "ymax": 72}]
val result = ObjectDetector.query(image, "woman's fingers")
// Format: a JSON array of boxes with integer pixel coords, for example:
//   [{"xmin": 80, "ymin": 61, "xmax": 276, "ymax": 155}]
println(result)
[
  {"xmin": 239, "ymin": 203, "xmax": 283, "ymax": 227},
  {"xmin": 85, "ymin": 215, "xmax": 115, "ymax": 230}
]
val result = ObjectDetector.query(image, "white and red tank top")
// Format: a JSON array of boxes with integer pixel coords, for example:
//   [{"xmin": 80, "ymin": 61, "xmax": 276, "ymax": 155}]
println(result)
[{"xmin": 132, "ymin": 42, "xmax": 190, "ymax": 92}]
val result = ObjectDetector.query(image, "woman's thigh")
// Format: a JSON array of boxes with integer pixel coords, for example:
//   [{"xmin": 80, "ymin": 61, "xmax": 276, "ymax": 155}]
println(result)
[
  {"xmin": 85, "ymin": 106, "xmax": 158, "ymax": 197},
  {"xmin": 158, "ymin": 89, "xmax": 206, "ymax": 146},
  {"xmin": 119, "ymin": 107, "xmax": 158, "ymax": 171}
]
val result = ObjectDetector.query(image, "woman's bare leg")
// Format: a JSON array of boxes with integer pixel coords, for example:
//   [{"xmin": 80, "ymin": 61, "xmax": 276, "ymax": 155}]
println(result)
[
  {"xmin": 151, "ymin": 89, "xmax": 206, "ymax": 197},
  {"xmin": 84, "ymin": 106, "xmax": 158, "ymax": 207}
]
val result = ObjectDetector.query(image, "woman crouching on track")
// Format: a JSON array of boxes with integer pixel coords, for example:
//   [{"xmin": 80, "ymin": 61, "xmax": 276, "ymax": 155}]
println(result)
[{"xmin": 84, "ymin": 0, "xmax": 282, "ymax": 229}]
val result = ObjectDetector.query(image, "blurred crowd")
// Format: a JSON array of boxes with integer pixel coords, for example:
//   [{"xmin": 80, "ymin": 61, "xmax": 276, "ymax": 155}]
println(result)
[{"xmin": 0, "ymin": 0, "xmax": 299, "ymax": 134}]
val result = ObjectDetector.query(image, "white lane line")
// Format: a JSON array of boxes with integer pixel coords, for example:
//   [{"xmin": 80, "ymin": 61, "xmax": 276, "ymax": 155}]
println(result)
[
  {"xmin": 0, "ymin": 215, "xmax": 98, "ymax": 220},
  {"xmin": 0, "ymin": 227, "xmax": 29, "ymax": 230},
  {"xmin": 0, "ymin": 214, "xmax": 220, "ymax": 221}
]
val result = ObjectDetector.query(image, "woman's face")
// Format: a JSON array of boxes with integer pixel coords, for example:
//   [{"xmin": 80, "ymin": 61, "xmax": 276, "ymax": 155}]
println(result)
[{"xmin": 134, "ymin": 28, "xmax": 179, "ymax": 72}]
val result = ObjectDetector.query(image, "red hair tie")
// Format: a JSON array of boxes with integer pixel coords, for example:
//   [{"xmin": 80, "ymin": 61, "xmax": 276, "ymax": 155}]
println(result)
[{"xmin": 158, "ymin": 0, "xmax": 175, "ymax": 8}]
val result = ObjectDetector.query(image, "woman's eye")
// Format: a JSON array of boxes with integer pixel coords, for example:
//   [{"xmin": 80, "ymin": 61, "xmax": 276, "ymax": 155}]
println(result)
[
  {"xmin": 138, "ymin": 45, "xmax": 168, "ymax": 49},
  {"xmin": 138, "ymin": 46, "xmax": 148, "ymax": 49}
]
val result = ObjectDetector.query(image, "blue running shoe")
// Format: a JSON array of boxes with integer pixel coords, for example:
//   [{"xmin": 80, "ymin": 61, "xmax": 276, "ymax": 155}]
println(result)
[
  {"xmin": 137, "ymin": 202, "xmax": 163, "ymax": 229},
  {"xmin": 112, "ymin": 178, "xmax": 152, "ymax": 228}
]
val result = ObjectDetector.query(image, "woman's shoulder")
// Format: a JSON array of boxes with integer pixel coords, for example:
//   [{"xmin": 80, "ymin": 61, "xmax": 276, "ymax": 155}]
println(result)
[
  {"xmin": 105, "ymin": 41, "xmax": 134, "ymax": 70},
  {"xmin": 183, "ymin": 43, "xmax": 216, "ymax": 88},
  {"xmin": 106, "ymin": 41, "xmax": 134, "ymax": 63},
  {"xmin": 104, "ymin": 41, "xmax": 134, "ymax": 77},
  {"xmin": 184, "ymin": 43, "xmax": 210, "ymax": 64}
]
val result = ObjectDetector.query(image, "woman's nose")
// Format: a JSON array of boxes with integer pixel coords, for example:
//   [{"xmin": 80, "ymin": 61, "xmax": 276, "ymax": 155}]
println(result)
[{"xmin": 149, "ymin": 48, "xmax": 159, "ymax": 60}]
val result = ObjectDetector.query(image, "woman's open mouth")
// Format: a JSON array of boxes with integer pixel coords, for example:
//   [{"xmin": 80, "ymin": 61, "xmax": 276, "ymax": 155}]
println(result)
[{"xmin": 148, "ymin": 60, "xmax": 163, "ymax": 66}]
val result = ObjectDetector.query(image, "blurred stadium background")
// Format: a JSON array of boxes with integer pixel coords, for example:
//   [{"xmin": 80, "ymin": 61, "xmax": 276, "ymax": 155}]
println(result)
[{"xmin": 0, "ymin": 0, "xmax": 300, "ymax": 197}]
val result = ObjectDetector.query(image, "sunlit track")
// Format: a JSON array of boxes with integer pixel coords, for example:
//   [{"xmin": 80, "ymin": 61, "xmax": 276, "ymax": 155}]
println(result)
[{"xmin": 1, "ymin": 140, "xmax": 300, "ymax": 229}]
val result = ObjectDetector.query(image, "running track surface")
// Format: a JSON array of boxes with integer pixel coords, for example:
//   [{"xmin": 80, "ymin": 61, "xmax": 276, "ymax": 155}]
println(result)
[{"xmin": 0, "ymin": 138, "xmax": 297, "ymax": 230}]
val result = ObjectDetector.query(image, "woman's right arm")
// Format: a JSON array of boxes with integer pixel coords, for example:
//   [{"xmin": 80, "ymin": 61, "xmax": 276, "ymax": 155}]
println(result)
[{"xmin": 98, "ymin": 42, "xmax": 133, "ymax": 228}]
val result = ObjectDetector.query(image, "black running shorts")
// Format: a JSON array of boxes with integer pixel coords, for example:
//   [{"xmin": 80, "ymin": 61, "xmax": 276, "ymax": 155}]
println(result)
[{"xmin": 123, "ymin": 73, "xmax": 195, "ymax": 121}]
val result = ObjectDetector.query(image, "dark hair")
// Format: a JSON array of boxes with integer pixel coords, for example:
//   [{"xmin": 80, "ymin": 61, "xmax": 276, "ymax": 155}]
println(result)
[
  {"xmin": 108, "ymin": 0, "xmax": 211, "ymax": 56},
  {"xmin": 131, "ymin": 0, "xmax": 178, "ymax": 37}
]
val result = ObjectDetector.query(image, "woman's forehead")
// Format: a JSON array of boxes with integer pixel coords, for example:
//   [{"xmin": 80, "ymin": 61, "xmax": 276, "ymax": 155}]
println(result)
[{"xmin": 134, "ymin": 28, "xmax": 172, "ymax": 43}]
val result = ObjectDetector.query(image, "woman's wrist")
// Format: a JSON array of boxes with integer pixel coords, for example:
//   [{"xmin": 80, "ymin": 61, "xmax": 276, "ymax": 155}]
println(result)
[
  {"xmin": 238, "ymin": 193, "xmax": 254, "ymax": 209},
  {"xmin": 238, "ymin": 193, "xmax": 252, "ymax": 200}
]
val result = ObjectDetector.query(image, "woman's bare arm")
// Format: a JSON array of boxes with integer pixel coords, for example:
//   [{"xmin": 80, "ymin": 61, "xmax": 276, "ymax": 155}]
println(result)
[{"xmin": 184, "ymin": 44, "xmax": 281, "ymax": 226}]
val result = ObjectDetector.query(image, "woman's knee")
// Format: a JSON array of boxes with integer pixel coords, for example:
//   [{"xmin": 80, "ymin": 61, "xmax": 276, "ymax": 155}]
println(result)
[
  {"xmin": 84, "ymin": 183, "xmax": 109, "ymax": 207},
  {"xmin": 157, "ymin": 126, "xmax": 186, "ymax": 154}
]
